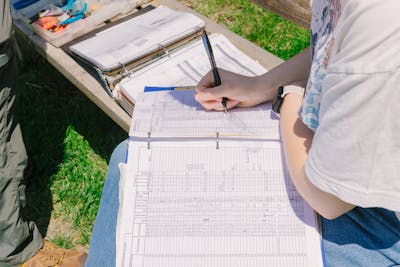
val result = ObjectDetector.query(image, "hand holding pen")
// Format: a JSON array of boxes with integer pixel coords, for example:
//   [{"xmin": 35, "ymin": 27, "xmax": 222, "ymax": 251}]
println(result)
[
  {"xmin": 201, "ymin": 31, "xmax": 228, "ymax": 113},
  {"xmin": 196, "ymin": 32, "xmax": 269, "ymax": 110}
]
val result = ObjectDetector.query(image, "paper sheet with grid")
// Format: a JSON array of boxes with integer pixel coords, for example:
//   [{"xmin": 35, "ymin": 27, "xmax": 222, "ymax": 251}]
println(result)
[
  {"xmin": 130, "ymin": 90, "xmax": 280, "ymax": 139},
  {"xmin": 116, "ymin": 91, "xmax": 323, "ymax": 266},
  {"xmin": 117, "ymin": 140, "xmax": 322, "ymax": 267}
]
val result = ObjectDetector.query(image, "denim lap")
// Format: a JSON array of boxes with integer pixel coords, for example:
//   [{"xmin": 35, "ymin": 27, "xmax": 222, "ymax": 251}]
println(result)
[{"xmin": 322, "ymin": 207, "xmax": 400, "ymax": 267}]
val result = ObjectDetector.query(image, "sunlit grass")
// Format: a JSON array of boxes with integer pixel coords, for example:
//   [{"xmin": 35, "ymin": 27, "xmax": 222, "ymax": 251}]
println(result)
[{"xmin": 191, "ymin": 0, "xmax": 310, "ymax": 60}]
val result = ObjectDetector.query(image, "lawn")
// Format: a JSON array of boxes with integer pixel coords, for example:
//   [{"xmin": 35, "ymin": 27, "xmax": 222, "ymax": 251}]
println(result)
[{"xmin": 17, "ymin": 0, "xmax": 310, "ymax": 250}]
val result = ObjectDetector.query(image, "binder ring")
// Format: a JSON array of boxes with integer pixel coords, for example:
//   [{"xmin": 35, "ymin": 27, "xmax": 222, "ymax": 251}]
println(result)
[
  {"xmin": 147, "ymin": 132, "xmax": 151, "ymax": 149},
  {"xmin": 119, "ymin": 62, "xmax": 133, "ymax": 78},
  {"xmin": 158, "ymin": 44, "xmax": 170, "ymax": 57},
  {"xmin": 216, "ymin": 132, "xmax": 219, "ymax": 149}
]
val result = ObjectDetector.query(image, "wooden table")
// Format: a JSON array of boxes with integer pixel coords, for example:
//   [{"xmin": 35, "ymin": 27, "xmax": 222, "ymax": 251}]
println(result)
[
  {"xmin": 251, "ymin": 0, "xmax": 311, "ymax": 28},
  {"xmin": 14, "ymin": 0, "xmax": 283, "ymax": 132}
]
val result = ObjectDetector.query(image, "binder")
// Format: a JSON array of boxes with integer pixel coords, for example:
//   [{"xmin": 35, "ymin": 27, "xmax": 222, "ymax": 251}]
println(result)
[
  {"xmin": 116, "ymin": 89, "xmax": 324, "ymax": 267},
  {"xmin": 65, "ymin": 4, "xmax": 268, "ymax": 116},
  {"xmin": 68, "ymin": 5, "xmax": 205, "ymax": 72},
  {"xmin": 64, "ymin": 5, "xmax": 206, "ymax": 112}
]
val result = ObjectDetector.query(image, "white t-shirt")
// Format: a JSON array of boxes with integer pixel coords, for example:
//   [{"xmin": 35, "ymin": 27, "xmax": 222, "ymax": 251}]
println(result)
[{"xmin": 301, "ymin": 0, "xmax": 400, "ymax": 213}]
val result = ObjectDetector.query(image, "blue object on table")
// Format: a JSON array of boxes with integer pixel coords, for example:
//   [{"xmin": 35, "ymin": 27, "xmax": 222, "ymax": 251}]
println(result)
[
  {"xmin": 144, "ymin": 86, "xmax": 175, "ymax": 92},
  {"xmin": 144, "ymin": 86, "xmax": 196, "ymax": 92},
  {"xmin": 13, "ymin": 0, "xmax": 39, "ymax": 10},
  {"xmin": 60, "ymin": 1, "xmax": 87, "ymax": 26}
]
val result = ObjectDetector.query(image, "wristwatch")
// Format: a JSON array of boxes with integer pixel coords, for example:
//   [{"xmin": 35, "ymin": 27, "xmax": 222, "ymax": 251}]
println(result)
[{"xmin": 272, "ymin": 85, "xmax": 305, "ymax": 115}]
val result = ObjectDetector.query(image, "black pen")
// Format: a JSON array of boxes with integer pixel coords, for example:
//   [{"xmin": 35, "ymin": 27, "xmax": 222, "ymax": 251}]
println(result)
[{"xmin": 201, "ymin": 31, "xmax": 228, "ymax": 113}]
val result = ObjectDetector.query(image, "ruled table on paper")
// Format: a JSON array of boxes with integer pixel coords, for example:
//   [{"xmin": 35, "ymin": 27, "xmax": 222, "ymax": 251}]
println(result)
[
  {"xmin": 116, "ymin": 141, "xmax": 323, "ymax": 267},
  {"xmin": 130, "ymin": 90, "xmax": 280, "ymax": 140}
]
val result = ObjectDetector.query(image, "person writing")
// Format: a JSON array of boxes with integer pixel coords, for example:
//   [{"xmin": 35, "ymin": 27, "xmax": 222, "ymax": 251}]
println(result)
[
  {"xmin": 195, "ymin": 0, "xmax": 400, "ymax": 266},
  {"xmin": 87, "ymin": 0, "xmax": 399, "ymax": 266}
]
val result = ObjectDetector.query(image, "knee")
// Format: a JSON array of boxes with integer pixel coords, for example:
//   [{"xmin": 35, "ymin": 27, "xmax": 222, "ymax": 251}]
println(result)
[{"xmin": 109, "ymin": 139, "xmax": 129, "ymax": 166}]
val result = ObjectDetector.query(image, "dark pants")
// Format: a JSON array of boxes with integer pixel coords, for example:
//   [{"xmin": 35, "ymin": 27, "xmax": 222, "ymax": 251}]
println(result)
[{"xmin": 0, "ymin": 31, "xmax": 43, "ymax": 267}]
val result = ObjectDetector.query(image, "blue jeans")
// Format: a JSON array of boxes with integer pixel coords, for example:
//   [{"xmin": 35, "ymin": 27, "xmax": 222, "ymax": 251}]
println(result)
[
  {"xmin": 86, "ymin": 140, "xmax": 400, "ymax": 267},
  {"xmin": 86, "ymin": 140, "xmax": 128, "ymax": 267}
]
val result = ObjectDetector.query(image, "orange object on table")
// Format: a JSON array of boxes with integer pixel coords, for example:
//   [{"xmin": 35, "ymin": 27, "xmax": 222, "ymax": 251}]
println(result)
[
  {"xmin": 36, "ymin": 16, "xmax": 67, "ymax": 32},
  {"xmin": 37, "ymin": 16, "xmax": 58, "ymax": 30}
]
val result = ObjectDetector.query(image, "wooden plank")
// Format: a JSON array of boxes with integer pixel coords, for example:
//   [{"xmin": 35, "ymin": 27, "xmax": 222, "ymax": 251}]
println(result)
[
  {"xmin": 251, "ymin": 0, "xmax": 311, "ymax": 28},
  {"xmin": 14, "ymin": 0, "xmax": 284, "ymax": 133}
]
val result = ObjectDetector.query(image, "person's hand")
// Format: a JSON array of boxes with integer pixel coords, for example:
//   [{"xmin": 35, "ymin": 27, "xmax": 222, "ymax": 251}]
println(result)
[{"xmin": 195, "ymin": 68, "xmax": 275, "ymax": 111}]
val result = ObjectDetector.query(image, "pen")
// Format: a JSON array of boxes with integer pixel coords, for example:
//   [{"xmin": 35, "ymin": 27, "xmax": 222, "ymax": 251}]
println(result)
[{"xmin": 201, "ymin": 31, "xmax": 228, "ymax": 113}]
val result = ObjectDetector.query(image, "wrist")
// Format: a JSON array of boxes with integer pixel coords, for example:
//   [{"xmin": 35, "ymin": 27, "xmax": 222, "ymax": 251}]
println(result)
[
  {"xmin": 272, "ymin": 85, "xmax": 305, "ymax": 116},
  {"xmin": 253, "ymin": 73, "xmax": 280, "ymax": 103}
]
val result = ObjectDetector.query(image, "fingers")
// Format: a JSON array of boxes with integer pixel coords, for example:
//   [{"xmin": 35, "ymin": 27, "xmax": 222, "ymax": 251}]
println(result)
[
  {"xmin": 198, "ymin": 99, "xmax": 240, "ymax": 111},
  {"xmin": 195, "ymin": 79, "xmax": 233, "ymax": 105},
  {"xmin": 195, "ymin": 68, "xmax": 240, "ymax": 110}
]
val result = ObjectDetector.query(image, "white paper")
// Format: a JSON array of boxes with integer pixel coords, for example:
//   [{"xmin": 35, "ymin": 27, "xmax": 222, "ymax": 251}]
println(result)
[
  {"xmin": 117, "ymin": 140, "xmax": 323, "ymax": 267},
  {"xmin": 115, "ymin": 30, "xmax": 322, "ymax": 267},
  {"xmin": 130, "ymin": 90, "xmax": 280, "ymax": 140},
  {"xmin": 118, "ymin": 34, "xmax": 266, "ymax": 105},
  {"xmin": 69, "ymin": 6, "xmax": 205, "ymax": 71}
]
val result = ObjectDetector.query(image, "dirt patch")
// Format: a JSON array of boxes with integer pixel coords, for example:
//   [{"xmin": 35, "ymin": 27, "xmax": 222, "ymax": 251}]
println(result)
[{"xmin": 46, "ymin": 215, "xmax": 88, "ymax": 252}]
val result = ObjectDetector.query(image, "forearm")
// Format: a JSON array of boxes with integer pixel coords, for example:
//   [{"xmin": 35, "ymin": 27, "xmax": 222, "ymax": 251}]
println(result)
[
  {"xmin": 280, "ymin": 94, "xmax": 355, "ymax": 219},
  {"xmin": 254, "ymin": 48, "xmax": 311, "ymax": 101}
]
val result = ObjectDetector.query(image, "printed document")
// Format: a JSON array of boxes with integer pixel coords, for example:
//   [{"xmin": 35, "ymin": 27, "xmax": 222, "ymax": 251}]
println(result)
[
  {"xmin": 117, "ymin": 34, "xmax": 266, "ymax": 105},
  {"xmin": 116, "ymin": 89, "xmax": 323, "ymax": 267}
]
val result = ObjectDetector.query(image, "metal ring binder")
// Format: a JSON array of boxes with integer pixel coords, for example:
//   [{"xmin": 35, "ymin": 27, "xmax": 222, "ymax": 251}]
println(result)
[
  {"xmin": 147, "ymin": 132, "xmax": 151, "ymax": 149},
  {"xmin": 158, "ymin": 44, "xmax": 170, "ymax": 57},
  {"xmin": 94, "ymin": 66, "xmax": 113, "ymax": 97},
  {"xmin": 119, "ymin": 62, "xmax": 133, "ymax": 78},
  {"xmin": 216, "ymin": 132, "xmax": 220, "ymax": 149}
]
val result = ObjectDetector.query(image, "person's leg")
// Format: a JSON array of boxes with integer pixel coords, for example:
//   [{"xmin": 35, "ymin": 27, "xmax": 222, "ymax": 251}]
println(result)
[
  {"xmin": 322, "ymin": 207, "xmax": 400, "ymax": 267},
  {"xmin": 0, "ymin": 37, "xmax": 43, "ymax": 266},
  {"xmin": 86, "ymin": 140, "xmax": 128, "ymax": 267}
]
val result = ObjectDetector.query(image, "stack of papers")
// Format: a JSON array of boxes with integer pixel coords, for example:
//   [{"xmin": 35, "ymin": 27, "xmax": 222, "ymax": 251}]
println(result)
[{"xmin": 116, "ymin": 34, "xmax": 267, "ymax": 114}]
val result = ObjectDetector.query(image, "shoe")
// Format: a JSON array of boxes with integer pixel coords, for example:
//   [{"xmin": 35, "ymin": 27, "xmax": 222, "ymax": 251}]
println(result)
[{"xmin": 21, "ymin": 240, "xmax": 87, "ymax": 267}]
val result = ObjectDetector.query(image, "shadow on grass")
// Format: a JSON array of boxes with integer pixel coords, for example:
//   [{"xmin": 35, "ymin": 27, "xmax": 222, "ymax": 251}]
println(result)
[{"xmin": 16, "ymin": 39, "xmax": 126, "ymax": 238}]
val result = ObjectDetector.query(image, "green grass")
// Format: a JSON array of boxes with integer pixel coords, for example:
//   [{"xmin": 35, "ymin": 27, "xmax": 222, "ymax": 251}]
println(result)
[
  {"xmin": 50, "ymin": 125, "xmax": 109, "ymax": 245},
  {"xmin": 51, "ymin": 235, "xmax": 74, "ymax": 249},
  {"xmin": 191, "ymin": 0, "xmax": 310, "ymax": 60},
  {"xmin": 18, "ymin": 0, "xmax": 309, "ymax": 249}
]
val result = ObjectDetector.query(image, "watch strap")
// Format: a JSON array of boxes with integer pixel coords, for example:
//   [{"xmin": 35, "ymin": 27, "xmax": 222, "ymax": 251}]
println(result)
[
  {"xmin": 281, "ymin": 85, "xmax": 305, "ymax": 98},
  {"xmin": 272, "ymin": 85, "xmax": 305, "ymax": 115}
]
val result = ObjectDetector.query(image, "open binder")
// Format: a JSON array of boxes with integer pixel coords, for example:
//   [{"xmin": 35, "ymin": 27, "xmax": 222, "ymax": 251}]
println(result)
[
  {"xmin": 66, "ymin": 5, "xmax": 206, "ymax": 112},
  {"xmin": 116, "ymin": 89, "xmax": 323, "ymax": 267},
  {"xmin": 66, "ymin": 5, "xmax": 271, "ymax": 116}
]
